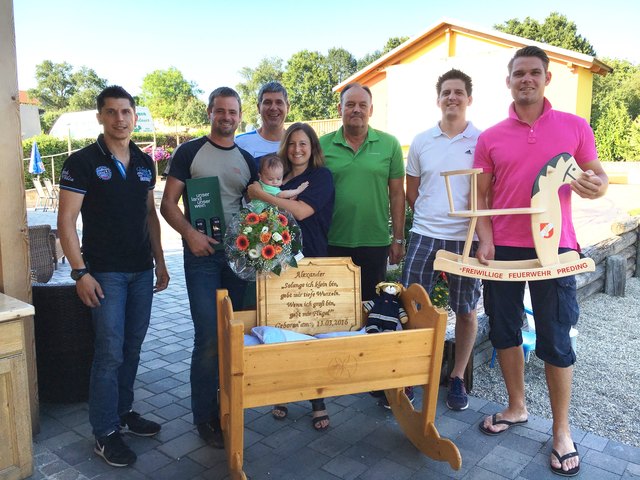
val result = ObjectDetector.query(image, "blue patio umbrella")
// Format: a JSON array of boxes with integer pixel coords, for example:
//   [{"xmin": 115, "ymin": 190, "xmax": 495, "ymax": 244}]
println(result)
[{"xmin": 28, "ymin": 141, "xmax": 45, "ymax": 176}]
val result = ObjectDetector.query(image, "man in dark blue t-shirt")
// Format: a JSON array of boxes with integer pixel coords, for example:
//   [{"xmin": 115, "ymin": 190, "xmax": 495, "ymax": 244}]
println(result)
[{"xmin": 161, "ymin": 87, "xmax": 257, "ymax": 450}]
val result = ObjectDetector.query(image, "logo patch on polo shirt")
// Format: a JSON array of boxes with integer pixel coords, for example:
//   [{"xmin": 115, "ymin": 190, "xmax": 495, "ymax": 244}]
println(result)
[
  {"xmin": 61, "ymin": 168, "xmax": 74, "ymax": 182},
  {"xmin": 96, "ymin": 166, "xmax": 112, "ymax": 181},
  {"xmin": 136, "ymin": 167, "xmax": 153, "ymax": 183}
]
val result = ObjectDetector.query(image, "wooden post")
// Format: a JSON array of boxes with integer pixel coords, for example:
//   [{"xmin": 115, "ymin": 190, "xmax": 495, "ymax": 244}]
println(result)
[
  {"xmin": 605, "ymin": 254, "xmax": 626, "ymax": 297},
  {"xmin": 0, "ymin": 0, "xmax": 39, "ymax": 430}
]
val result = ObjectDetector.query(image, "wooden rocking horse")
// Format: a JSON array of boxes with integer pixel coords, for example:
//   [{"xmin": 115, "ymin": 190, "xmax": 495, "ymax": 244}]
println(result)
[{"xmin": 434, "ymin": 153, "xmax": 595, "ymax": 280}]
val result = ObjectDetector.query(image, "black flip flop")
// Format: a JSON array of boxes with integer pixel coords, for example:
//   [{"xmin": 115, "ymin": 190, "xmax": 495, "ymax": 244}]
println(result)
[
  {"xmin": 551, "ymin": 443, "xmax": 580, "ymax": 477},
  {"xmin": 311, "ymin": 400, "xmax": 329, "ymax": 431},
  {"xmin": 312, "ymin": 413, "xmax": 330, "ymax": 431},
  {"xmin": 479, "ymin": 413, "xmax": 528, "ymax": 436},
  {"xmin": 271, "ymin": 405, "xmax": 288, "ymax": 420}
]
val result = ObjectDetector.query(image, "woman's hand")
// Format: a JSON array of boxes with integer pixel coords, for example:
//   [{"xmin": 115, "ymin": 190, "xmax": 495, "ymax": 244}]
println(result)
[{"xmin": 247, "ymin": 181, "xmax": 266, "ymax": 200}]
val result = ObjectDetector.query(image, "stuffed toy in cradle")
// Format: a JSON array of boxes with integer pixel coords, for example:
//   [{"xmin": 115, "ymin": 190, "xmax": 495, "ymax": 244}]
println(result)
[{"xmin": 363, "ymin": 281, "xmax": 408, "ymax": 333}]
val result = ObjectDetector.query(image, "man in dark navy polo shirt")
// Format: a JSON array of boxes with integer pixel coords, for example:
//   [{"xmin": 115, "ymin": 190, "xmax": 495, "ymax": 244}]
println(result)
[{"xmin": 58, "ymin": 85, "xmax": 169, "ymax": 468}]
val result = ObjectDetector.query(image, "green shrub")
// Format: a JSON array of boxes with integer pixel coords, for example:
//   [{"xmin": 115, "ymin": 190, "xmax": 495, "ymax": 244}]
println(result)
[
  {"xmin": 131, "ymin": 132, "xmax": 179, "ymax": 149},
  {"xmin": 189, "ymin": 127, "xmax": 209, "ymax": 138},
  {"xmin": 22, "ymin": 134, "xmax": 93, "ymax": 189},
  {"xmin": 384, "ymin": 204, "xmax": 449, "ymax": 308},
  {"xmin": 22, "ymin": 131, "xmax": 209, "ymax": 189},
  {"xmin": 431, "ymin": 273, "xmax": 450, "ymax": 308},
  {"xmin": 41, "ymin": 110, "xmax": 63, "ymax": 134},
  {"xmin": 388, "ymin": 202, "xmax": 413, "ymax": 242},
  {"xmin": 385, "ymin": 264, "xmax": 403, "ymax": 283}
]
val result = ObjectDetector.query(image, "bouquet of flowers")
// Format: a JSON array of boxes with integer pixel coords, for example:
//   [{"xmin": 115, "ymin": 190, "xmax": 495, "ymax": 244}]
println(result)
[{"xmin": 224, "ymin": 207, "xmax": 302, "ymax": 280}]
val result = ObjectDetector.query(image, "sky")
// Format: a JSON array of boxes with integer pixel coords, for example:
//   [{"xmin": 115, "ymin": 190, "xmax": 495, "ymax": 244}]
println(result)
[{"xmin": 13, "ymin": 0, "xmax": 640, "ymax": 100}]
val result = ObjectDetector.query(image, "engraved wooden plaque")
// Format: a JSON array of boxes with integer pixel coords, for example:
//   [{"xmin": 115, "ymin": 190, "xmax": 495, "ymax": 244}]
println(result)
[{"xmin": 256, "ymin": 257, "xmax": 362, "ymax": 335}]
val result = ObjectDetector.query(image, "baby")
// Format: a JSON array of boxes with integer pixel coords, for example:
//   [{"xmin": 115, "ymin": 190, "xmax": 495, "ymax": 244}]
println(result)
[{"xmin": 250, "ymin": 153, "xmax": 308, "ymax": 213}]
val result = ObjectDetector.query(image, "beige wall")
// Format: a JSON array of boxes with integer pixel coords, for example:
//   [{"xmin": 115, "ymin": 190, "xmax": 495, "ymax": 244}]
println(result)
[
  {"xmin": 368, "ymin": 77, "xmax": 389, "ymax": 132},
  {"xmin": 19, "ymin": 104, "xmax": 41, "ymax": 139}
]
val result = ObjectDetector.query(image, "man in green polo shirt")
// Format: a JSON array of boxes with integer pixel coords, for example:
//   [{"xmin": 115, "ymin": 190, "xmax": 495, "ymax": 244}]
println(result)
[{"xmin": 320, "ymin": 83, "xmax": 405, "ymax": 301}]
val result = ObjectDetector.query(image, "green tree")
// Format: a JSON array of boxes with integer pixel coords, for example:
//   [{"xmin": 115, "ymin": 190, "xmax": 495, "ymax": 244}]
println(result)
[
  {"xmin": 178, "ymin": 96, "xmax": 209, "ymax": 127},
  {"xmin": 29, "ymin": 60, "xmax": 108, "ymax": 133},
  {"xmin": 282, "ymin": 50, "xmax": 334, "ymax": 121},
  {"xmin": 628, "ymin": 119, "xmax": 640, "ymax": 160},
  {"xmin": 325, "ymin": 48, "xmax": 358, "ymax": 116},
  {"xmin": 71, "ymin": 66, "xmax": 105, "ymax": 90},
  {"xmin": 326, "ymin": 48, "xmax": 358, "ymax": 85},
  {"xmin": 29, "ymin": 60, "xmax": 75, "ymax": 110},
  {"xmin": 383, "ymin": 36, "xmax": 409, "ymax": 53},
  {"xmin": 494, "ymin": 12, "xmax": 596, "ymax": 56},
  {"xmin": 591, "ymin": 58, "xmax": 640, "ymax": 161},
  {"xmin": 356, "ymin": 36, "xmax": 409, "ymax": 70},
  {"xmin": 592, "ymin": 58, "xmax": 640, "ymax": 125},
  {"xmin": 68, "ymin": 66, "xmax": 108, "ymax": 110},
  {"xmin": 139, "ymin": 67, "xmax": 204, "ymax": 127},
  {"xmin": 235, "ymin": 57, "xmax": 284, "ymax": 129},
  {"xmin": 40, "ymin": 110, "xmax": 62, "ymax": 134},
  {"xmin": 594, "ymin": 99, "xmax": 632, "ymax": 160},
  {"xmin": 29, "ymin": 61, "xmax": 107, "ymax": 111}
]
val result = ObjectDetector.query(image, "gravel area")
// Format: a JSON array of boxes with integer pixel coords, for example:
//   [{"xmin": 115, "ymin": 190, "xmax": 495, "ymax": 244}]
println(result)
[{"xmin": 472, "ymin": 276, "xmax": 640, "ymax": 447}]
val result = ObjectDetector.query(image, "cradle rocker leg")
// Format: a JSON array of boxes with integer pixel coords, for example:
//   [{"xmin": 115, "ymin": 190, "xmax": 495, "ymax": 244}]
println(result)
[
  {"xmin": 390, "ymin": 285, "xmax": 463, "ymax": 471},
  {"xmin": 217, "ymin": 290, "xmax": 248, "ymax": 480},
  {"xmin": 385, "ymin": 386, "xmax": 461, "ymax": 470}
]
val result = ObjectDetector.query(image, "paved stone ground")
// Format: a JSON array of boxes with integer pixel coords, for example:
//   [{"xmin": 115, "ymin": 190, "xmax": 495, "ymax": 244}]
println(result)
[{"xmin": 26, "ymin": 252, "xmax": 640, "ymax": 480}]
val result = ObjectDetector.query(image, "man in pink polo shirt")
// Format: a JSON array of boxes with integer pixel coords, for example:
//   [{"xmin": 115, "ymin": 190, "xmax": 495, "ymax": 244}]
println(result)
[{"xmin": 473, "ymin": 46, "xmax": 608, "ymax": 477}]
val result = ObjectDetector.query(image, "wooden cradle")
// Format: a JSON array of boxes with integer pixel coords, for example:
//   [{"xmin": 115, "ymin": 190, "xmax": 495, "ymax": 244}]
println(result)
[{"xmin": 216, "ymin": 257, "xmax": 461, "ymax": 479}]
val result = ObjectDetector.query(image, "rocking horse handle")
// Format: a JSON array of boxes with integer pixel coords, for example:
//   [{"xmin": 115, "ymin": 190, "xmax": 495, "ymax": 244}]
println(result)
[{"xmin": 441, "ymin": 168, "xmax": 483, "ymax": 214}]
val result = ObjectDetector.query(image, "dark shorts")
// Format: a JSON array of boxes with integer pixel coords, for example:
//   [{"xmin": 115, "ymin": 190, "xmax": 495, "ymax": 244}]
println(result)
[
  {"xmin": 401, "ymin": 233, "xmax": 480, "ymax": 314},
  {"xmin": 484, "ymin": 246, "xmax": 579, "ymax": 367},
  {"xmin": 327, "ymin": 245, "xmax": 388, "ymax": 302}
]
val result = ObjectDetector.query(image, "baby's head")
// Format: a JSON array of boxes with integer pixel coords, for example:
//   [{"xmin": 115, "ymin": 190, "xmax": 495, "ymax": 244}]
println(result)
[{"xmin": 259, "ymin": 154, "xmax": 285, "ymax": 188}]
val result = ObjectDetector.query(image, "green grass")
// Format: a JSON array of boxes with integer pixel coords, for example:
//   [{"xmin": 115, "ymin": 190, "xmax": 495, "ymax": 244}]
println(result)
[{"xmin": 629, "ymin": 208, "xmax": 640, "ymax": 216}]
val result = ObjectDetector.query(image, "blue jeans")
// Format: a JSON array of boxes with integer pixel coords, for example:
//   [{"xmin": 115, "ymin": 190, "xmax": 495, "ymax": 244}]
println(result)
[
  {"xmin": 184, "ymin": 249, "xmax": 247, "ymax": 425},
  {"xmin": 88, "ymin": 269, "xmax": 153, "ymax": 438}
]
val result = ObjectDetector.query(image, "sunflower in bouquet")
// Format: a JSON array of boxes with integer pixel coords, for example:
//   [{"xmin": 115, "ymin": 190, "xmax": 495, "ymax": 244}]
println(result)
[{"xmin": 225, "ymin": 207, "xmax": 302, "ymax": 280}]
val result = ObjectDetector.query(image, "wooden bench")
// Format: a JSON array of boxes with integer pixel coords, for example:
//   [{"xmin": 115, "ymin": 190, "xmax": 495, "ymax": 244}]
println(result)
[{"xmin": 216, "ymin": 257, "xmax": 461, "ymax": 480}]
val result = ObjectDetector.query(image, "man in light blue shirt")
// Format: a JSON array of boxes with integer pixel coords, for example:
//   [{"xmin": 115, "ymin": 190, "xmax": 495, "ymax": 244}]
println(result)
[{"xmin": 236, "ymin": 82, "xmax": 290, "ymax": 169}]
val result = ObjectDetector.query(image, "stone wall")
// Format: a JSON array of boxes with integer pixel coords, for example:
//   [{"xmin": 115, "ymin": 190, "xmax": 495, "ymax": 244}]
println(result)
[{"xmin": 577, "ymin": 216, "xmax": 639, "ymax": 300}]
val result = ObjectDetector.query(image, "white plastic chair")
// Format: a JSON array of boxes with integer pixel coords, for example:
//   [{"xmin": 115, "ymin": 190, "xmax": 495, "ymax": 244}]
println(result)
[
  {"xmin": 32, "ymin": 178, "xmax": 53, "ymax": 211},
  {"xmin": 43, "ymin": 178, "xmax": 59, "ymax": 212}
]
